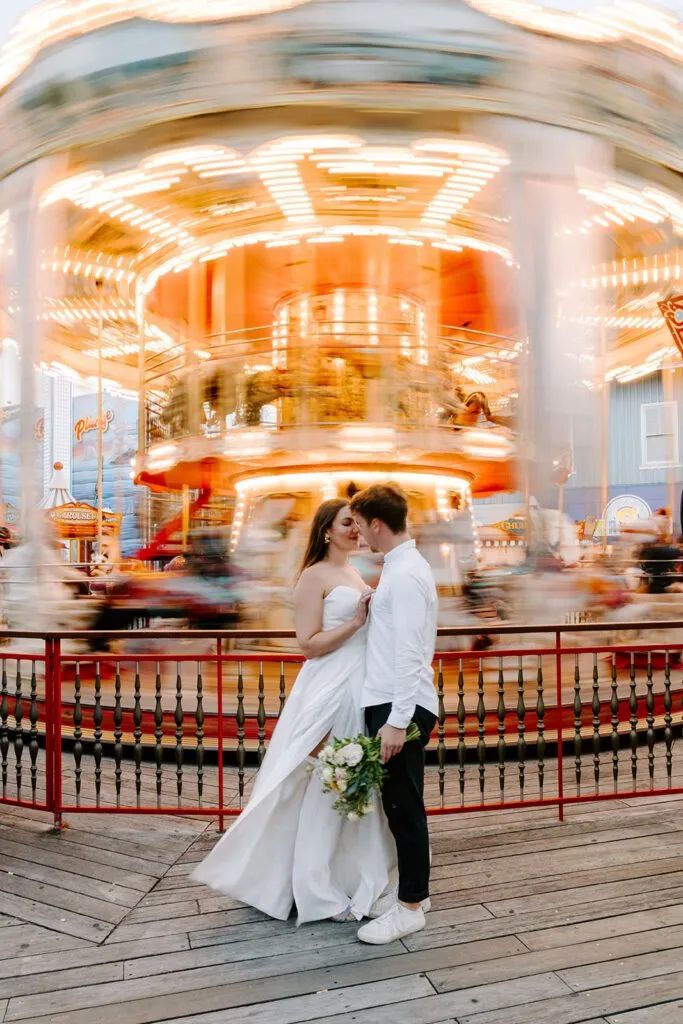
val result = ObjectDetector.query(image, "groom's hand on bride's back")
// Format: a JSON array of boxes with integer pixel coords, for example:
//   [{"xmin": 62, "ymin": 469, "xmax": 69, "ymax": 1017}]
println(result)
[{"xmin": 378, "ymin": 724, "xmax": 406, "ymax": 762}]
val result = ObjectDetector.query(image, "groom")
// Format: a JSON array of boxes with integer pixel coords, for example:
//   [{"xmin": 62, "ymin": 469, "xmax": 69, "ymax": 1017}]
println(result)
[{"xmin": 350, "ymin": 484, "xmax": 438, "ymax": 943}]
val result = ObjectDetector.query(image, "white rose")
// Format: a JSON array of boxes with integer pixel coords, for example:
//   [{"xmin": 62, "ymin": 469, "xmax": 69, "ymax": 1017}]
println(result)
[
  {"xmin": 342, "ymin": 743, "xmax": 364, "ymax": 767},
  {"xmin": 333, "ymin": 750, "xmax": 347, "ymax": 766},
  {"xmin": 334, "ymin": 767, "xmax": 348, "ymax": 791},
  {"xmin": 318, "ymin": 745, "xmax": 334, "ymax": 761},
  {"xmin": 347, "ymin": 811, "xmax": 360, "ymax": 821},
  {"xmin": 321, "ymin": 765, "xmax": 334, "ymax": 784}
]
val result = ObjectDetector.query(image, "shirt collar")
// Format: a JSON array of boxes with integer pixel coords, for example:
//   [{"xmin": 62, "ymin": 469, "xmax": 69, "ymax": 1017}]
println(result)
[{"xmin": 383, "ymin": 539, "xmax": 416, "ymax": 564}]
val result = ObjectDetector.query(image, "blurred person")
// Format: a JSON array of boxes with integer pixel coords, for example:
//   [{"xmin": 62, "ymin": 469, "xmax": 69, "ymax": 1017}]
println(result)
[
  {"xmin": 638, "ymin": 511, "xmax": 681, "ymax": 595},
  {"xmin": 192, "ymin": 499, "xmax": 395, "ymax": 924}
]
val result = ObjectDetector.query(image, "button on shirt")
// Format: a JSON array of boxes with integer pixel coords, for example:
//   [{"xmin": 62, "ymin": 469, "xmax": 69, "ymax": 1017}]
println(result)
[{"xmin": 362, "ymin": 539, "xmax": 439, "ymax": 729}]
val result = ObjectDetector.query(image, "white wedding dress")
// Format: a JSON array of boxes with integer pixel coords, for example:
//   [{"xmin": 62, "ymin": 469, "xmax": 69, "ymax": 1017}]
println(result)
[{"xmin": 191, "ymin": 585, "xmax": 396, "ymax": 923}]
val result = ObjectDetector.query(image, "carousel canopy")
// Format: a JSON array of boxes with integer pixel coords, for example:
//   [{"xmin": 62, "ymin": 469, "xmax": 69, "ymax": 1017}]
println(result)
[{"xmin": 38, "ymin": 461, "xmax": 74, "ymax": 509}]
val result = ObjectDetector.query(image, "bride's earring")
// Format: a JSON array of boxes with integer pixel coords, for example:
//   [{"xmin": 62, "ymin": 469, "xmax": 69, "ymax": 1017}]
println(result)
[{"xmin": 324, "ymin": 534, "xmax": 330, "ymax": 544}]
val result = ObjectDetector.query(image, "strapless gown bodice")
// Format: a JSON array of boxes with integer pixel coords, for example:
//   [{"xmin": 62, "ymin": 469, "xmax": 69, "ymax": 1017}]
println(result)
[{"xmin": 322, "ymin": 586, "xmax": 367, "ymax": 647}]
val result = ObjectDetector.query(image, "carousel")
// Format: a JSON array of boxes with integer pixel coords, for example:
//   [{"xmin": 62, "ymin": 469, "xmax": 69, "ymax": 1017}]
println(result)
[
  {"xmin": 0, "ymin": 0, "xmax": 679, "ymax": 631},
  {"xmin": 39, "ymin": 461, "xmax": 122, "ymax": 567}
]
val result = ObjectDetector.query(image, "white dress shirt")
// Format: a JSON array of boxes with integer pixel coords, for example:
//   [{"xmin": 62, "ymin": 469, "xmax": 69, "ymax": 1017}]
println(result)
[{"xmin": 362, "ymin": 539, "xmax": 439, "ymax": 729}]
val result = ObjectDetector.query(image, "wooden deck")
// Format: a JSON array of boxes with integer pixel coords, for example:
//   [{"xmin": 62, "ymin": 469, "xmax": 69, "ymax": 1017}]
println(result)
[{"xmin": 0, "ymin": 790, "xmax": 683, "ymax": 1022}]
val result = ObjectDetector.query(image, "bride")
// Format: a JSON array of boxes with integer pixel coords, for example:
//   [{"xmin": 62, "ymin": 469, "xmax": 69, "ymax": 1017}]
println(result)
[{"xmin": 191, "ymin": 498, "xmax": 395, "ymax": 923}]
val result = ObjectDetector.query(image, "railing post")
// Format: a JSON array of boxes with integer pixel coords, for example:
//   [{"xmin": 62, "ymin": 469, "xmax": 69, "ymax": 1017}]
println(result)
[
  {"xmin": 52, "ymin": 637, "xmax": 63, "ymax": 830},
  {"xmin": 44, "ymin": 637, "xmax": 54, "ymax": 816},
  {"xmin": 216, "ymin": 637, "xmax": 225, "ymax": 833},
  {"xmin": 555, "ymin": 630, "xmax": 564, "ymax": 822}
]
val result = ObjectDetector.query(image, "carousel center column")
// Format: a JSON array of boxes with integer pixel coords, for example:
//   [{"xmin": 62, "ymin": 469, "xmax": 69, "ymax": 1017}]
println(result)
[{"xmin": 498, "ymin": 120, "xmax": 611, "ymax": 518}]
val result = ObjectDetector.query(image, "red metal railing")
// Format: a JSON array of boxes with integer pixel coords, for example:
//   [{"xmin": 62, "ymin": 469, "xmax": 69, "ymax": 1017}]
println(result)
[{"xmin": 1, "ymin": 621, "xmax": 683, "ymax": 829}]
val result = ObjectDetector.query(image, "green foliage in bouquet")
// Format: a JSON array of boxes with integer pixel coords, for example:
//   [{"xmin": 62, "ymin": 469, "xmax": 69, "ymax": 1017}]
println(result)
[{"xmin": 317, "ymin": 723, "xmax": 421, "ymax": 820}]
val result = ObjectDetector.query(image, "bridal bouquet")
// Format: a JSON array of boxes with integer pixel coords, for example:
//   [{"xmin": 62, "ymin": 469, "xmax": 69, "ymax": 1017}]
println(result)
[{"xmin": 317, "ymin": 724, "xmax": 421, "ymax": 820}]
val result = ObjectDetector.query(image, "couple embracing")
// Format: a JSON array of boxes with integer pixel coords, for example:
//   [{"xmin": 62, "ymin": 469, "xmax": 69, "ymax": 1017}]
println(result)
[{"xmin": 193, "ymin": 484, "xmax": 438, "ymax": 944}]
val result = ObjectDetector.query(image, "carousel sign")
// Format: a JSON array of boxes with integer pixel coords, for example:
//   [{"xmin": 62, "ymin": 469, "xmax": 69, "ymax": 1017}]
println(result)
[
  {"xmin": 74, "ymin": 409, "xmax": 115, "ymax": 442},
  {"xmin": 46, "ymin": 502, "xmax": 122, "ymax": 538},
  {"xmin": 658, "ymin": 294, "xmax": 683, "ymax": 357}
]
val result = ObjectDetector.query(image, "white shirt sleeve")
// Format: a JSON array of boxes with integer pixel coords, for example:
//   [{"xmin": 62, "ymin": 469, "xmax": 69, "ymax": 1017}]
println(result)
[{"xmin": 386, "ymin": 571, "xmax": 430, "ymax": 729}]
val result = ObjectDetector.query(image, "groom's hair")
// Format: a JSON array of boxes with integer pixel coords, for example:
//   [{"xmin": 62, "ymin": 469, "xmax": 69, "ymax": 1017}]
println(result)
[{"xmin": 349, "ymin": 484, "xmax": 408, "ymax": 534}]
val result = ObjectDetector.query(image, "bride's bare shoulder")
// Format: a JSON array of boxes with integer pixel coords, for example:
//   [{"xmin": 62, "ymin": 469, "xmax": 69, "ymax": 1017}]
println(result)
[{"xmin": 293, "ymin": 565, "xmax": 327, "ymax": 600}]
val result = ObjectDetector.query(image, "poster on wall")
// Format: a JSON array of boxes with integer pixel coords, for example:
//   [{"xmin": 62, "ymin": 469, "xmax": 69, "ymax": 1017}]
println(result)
[
  {"xmin": 594, "ymin": 494, "xmax": 652, "ymax": 539},
  {"xmin": 71, "ymin": 394, "xmax": 139, "ymax": 554}
]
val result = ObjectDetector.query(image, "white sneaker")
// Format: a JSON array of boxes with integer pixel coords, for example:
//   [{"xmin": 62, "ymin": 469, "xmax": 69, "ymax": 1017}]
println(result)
[
  {"xmin": 368, "ymin": 890, "xmax": 431, "ymax": 919},
  {"xmin": 357, "ymin": 902, "xmax": 425, "ymax": 944}
]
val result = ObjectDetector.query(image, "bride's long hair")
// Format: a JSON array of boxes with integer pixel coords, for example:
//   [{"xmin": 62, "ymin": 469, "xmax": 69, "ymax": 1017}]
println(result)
[{"xmin": 299, "ymin": 499, "xmax": 348, "ymax": 575}]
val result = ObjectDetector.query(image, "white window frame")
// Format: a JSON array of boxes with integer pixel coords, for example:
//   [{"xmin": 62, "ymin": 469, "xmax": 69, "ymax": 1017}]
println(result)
[{"xmin": 640, "ymin": 400, "xmax": 680, "ymax": 469}]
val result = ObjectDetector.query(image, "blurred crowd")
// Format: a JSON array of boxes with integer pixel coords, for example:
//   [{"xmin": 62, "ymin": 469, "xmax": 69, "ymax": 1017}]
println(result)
[{"xmin": 2, "ymin": 503, "xmax": 683, "ymax": 647}]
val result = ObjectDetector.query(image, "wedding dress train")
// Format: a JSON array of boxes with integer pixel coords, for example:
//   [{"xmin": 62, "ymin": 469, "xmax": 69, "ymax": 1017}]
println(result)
[{"xmin": 191, "ymin": 586, "xmax": 396, "ymax": 923}]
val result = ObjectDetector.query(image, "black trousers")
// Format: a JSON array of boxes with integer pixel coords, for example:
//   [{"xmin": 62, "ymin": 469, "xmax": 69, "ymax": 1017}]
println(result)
[{"xmin": 365, "ymin": 703, "xmax": 437, "ymax": 903}]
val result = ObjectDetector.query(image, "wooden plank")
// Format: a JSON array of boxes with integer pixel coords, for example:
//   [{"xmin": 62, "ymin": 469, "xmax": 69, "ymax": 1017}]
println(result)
[
  {"xmin": 0, "ymin": 935, "xmax": 189, "ymax": 982},
  {"xmin": 121, "ymin": 900, "xmax": 199, "ymax": 925},
  {"xmin": 431, "ymin": 819, "xmax": 683, "ymax": 863},
  {"xmin": 105, "ymin": 904, "xmax": 273, "ymax": 943},
  {"xmin": 124, "ymin": 933, "xmax": 523, "ymax": 991},
  {"xmin": 607, "ymin": 1003, "xmax": 683, "ymax": 1023},
  {"xmin": 0, "ymin": 872, "xmax": 130, "ymax": 926},
  {"xmin": 0, "ymin": 963, "xmax": 123, "ymax": 1001},
  {"xmin": 125, "ymin": 927, "xmax": 388, "ymax": 980},
  {"xmin": 0, "ymin": 826, "xmax": 165, "ymax": 878},
  {"xmin": 233, "ymin": 973, "xmax": 571, "ymax": 1024},
  {"xmin": 430, "ymin": 854, "xmax": 683, "ymax": 911},
  {"xmin": 0, "ymin": 926, "xmax": 90, "ymax": 961},
  {"xmin": 6, "ymin": 971, "xmax": 434, "ymax": 1024},
  {"xmin": 456, "ymin": 969, "xmax": 683, "ymax": 1024},
  {"xmin": 431, "ymin": 830, "xmax": 683, "ymax": 884},
  {"xmin": 0, "ymin": 837, "xmax": 155, "ymax": 892},
  {"xmin": 0, "ymin": 891, "xmax": 111, "ymax": 942},
  {"xmin": 428, "ymin": 924, "xmax": 683, "ymax": 996},
  {"xmin": 521, "ymin": 902, "xmax": 683, "ymax": 953},
  {"xmin": 558, "ymin": 945, "xmax": 683, "ymax": 992},
  {"xmin": 406, "ymin": 888, "xmax": 683, "ymax": 953},
  {"xmin": 0, "ymin": 854, "xmax": 140, "ymax": 908},
  {"xmin": 483, "ymin": 867, "xmax": 683, "ymax": 919}
]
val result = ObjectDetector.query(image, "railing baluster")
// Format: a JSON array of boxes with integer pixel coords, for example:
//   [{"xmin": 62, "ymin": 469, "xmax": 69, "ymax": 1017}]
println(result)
[
  {"xmin": 93, "ymin": 662, "xmax": 103, "ymax": 808},
  {"xmin": 133, "ymin": 662, "xmax": 142, "ymax": 807},
  {"xmin": 29, "ymin": 661, "xmax": 38, "ymax": 804},
  {"xmin": 73, "ymin": 661, "xmax": 82, "ymax": 807},
  {"xmin": 497, "ymin": 657, "xmax": 506, "ymax": 803},
  {"xmin": 236, "ymin": 661, "xmax": 245, "ymax": 808},
  {"xmin": 664, "ymin": 651, "xmax": 673, "ymax": 789},
  {"xmin": 592, "ymin": 654, "xmax": 601, "ymax": 793},
  {"xmin": 646, "ymin": 651, "xmax": 655, "ymax": 789},
  {"xmin": 573, "ymin": 654, "xmax": 582, "ymax": 795},
  {"xmin": 436, "ymin": 659, "xmax": 446, "ymax": 809},
  {"xmin": 113, "ymin": 662, "xmax": 123, "ymax": 807},
  {"xmin": 175, "ymin": 662, "xmax": 184, "ymax": 805},
  {"xmin": 629, "ymin": 652, "xmax": 638, "ymax": 786},
  {"xmin": 257, "ymin": 661, "xmax": 266, "ymax": 766},
  {"xmin": 536, "ymin": 656, "xmax": 546, "ymax": 800},
  {"xmin": 0, "ymin": 660, "xmax": 8, "ymax": 798},
  {"xmin": 196, "ymin": 662, "xmax": 204, "ymax": 806},
  {"xmin": 456, "ymin": 659, "xmax": 466, "ymax": 806},
  {"xmin": 278, "ymin": 661, "xmax": 286, "ymax": 717},
  {"xmin": 14, "ymin": 660, "xmax": 23, "ymax": 799},
  {"xmin": 610, "ymin": 653, "xmax": 619, "ymax": 792},
  {"xmin": 154, "ymin": 662, "xmax": 163, "ymax": 807},
  {"xmin": 476, "ymin": 658, "xmax": 486, "ymax": 801},
  {"xmin": 516, "ymin": 657, "xmax": 526, "ymax": 800}
]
